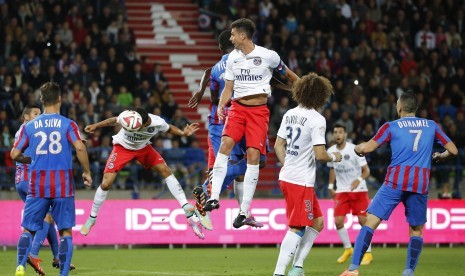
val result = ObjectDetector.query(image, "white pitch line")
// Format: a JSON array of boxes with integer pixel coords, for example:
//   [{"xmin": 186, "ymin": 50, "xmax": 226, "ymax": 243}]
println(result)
[{"xmin": 82, "ymin": 270, "xmax": 210, "ymax": 276}]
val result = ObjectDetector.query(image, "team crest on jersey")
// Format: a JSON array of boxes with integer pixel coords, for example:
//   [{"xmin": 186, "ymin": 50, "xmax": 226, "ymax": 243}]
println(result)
[
  {"xmin": 107, "ymin": 163, "xmax": 114, "ymax": 169},
  {"xmin": 253, "ymin": 57, "xmax": 262, "ymax": 66},
  {"xmin": 147, "ymin": 127, "xmax": 155, "ymax": 133},
  {"xmin": 344, "ymin": 154, "xmax": 350, "ymax": 160}
]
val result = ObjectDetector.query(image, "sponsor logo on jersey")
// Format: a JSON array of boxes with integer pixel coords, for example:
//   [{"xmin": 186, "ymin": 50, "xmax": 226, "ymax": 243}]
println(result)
[
  {"xmin": 344, "ymin": 154, "xmax": 350, "ymax": 160},
  {"xmin": 253, "ymin": 57, "xmax": 262, "ymax": 66},
  {"xmin": 235, "ymin": 69, "xmax": 263, "ymax": 81}
]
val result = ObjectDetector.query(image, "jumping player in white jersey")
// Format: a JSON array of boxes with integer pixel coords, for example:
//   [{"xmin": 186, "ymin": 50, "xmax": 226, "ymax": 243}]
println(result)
[
  {"xmin": 204, "ymin": 18, "xmax": 299, "ymax": 229},
  {"xmin": 327, "ymin": 124, "xmax": 373, "ymax": 265},
  {"xmin": 273, "ymin": 73, "xmax": 342, "ymax": 276},
  {"xmin": 80, "ymin": 107, "xmax": 206, "ymax": 239}
]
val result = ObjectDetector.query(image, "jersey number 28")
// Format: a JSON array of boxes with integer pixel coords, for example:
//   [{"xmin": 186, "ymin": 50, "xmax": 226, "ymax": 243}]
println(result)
[{"xmin": 35, "ymin": 131, "xmax": 62, "ymax": 155}]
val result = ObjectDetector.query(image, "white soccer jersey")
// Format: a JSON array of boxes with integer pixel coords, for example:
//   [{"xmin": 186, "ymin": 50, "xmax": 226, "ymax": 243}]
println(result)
[
  {"xmin": 277, "ymin": 106, "xmax": 326, "ymax": 187},
  {"xmin": 225, "ymin": 45, "xmax": 282, "ymax": 99},
  {"xmin": 327, "ymin": 142, "xmax": 368, "ymax": 193},
  {"xmin": 113, "ymin": 113, "xmax": 169, "ymax": 150}
]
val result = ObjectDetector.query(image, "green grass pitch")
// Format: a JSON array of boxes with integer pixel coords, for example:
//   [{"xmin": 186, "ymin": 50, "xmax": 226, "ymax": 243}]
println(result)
[{"xmin": 1, "ymin": 246, "xmax": 463, "ymax": 275}]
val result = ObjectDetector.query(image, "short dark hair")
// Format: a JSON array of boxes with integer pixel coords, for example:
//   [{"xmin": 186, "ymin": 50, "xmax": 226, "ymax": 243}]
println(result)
[
  {"xmin": 292, "ymin": 73, "xmax": 333, "ymax": 110},
  {"xmin": 333, "ymin": 123, "xmax": 346, "ymax": 132},
  {"xmin": 399, "ymin": 91, "xmax": 418, "ymax": 113},
  {"xmin": 22, "ymin": 104, "xmax": 41, "ymax": 118},
  {"xmin": 135, "ymin": 107, "xmax": 149, "ymax": 125},
  {"xmin": 218, "ymin": 30, "xmax": 233, "ymax": 52},
  {"xmin": 231, "ymin": 18, "xmax": 255, "ymax": 39},
  {"xmin": 39, "ymin": 82, "xmax": 61, "ymax": 106}
]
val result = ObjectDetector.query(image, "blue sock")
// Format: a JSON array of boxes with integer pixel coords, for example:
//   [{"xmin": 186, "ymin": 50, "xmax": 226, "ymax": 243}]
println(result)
[
  {"xmin": 405, "ymin": 236, "xmax": 423, "ymax": 271},
  {"xmin": 349, "ymin": 226, "xmax": 374, "ymax": 271},
  {"xmin": 30, "ymin": 221, "xmax": 51, "ymax": 257},
  {"xmin": 59, "ymin": 236, "xmax": 73, "ymax": 275},
  {"xmin": 47, "ymin": 224, "xmax": 59, "ymax": 259},
  {"xmin": 17, "ymin": 232, "xmax": 33, "ymax": 266}
]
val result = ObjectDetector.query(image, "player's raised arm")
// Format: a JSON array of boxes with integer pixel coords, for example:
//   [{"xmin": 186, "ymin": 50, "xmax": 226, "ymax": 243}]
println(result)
[
  {"xmin": 84, "ymin": 117, "xmax": 118, "ymax": 133},
  {"xmin": 274, "ymin": 136, "xmax": 287, "ymax": 165},
  {"xmin": 167, "ymin": 123, "xmax": 200, "ymax": 137},
  {"xmin": 217, "ymin": 80, "xmax": 234, "ymax": 120},
  {"xmin": 188, "ymin": 67, "xmax": 212, "ymax": 108}
]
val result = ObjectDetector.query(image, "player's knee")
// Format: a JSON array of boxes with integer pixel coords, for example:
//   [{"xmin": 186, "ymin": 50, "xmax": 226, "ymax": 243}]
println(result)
[
  {"xmin": 335, "ymin": 220, "xmax": 345, "ymax": 230},
  {"xmin": 155, "ymin": 164, "xmax": 172, "ymax": 178},
  {"xmin": 246, "ymin": 148, "xmax": 261, "ymax": 164},
  {"xmin": 44, "ymin": 214, "xmax": 54, "ymax": 224},
  {"xmin": 409, "ymin": 225, "xmax": 424, "ymax": 237},
  {"xmin": 219, "ymin": 138, "xmax": 234, "ymax": 154},
  {"xmin": 313, "ymin": 219, "xmax": 324, "ymax": 232}
]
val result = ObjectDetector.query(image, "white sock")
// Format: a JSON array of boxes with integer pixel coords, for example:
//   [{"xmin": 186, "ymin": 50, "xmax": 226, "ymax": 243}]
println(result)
[
  {"xmin": 337, "ymin": 227, "xmax": 352, "ymax": 249},
  {"xmin": 240, "ymin": 164, "xmax": 259, "ymax": 215},
  {"xmin": 274, "ymin": 231, "xmax": 302, "ymax": 275},
  {"xmin": 165, "ymin": 174, "xmax": 188, "ymax": 207},
  {"xmin": 234, "ymin": 180, "xmax": 244, "ymax": 206},
  {"xmin": 293, "ymin": 227, "xmax": 320, "ymax": 268},
  {"xmin": 366, "ymin": 243, "xmax": 372, "ymax": 253},
  {"xmin": 210, "ymin": 153, "xmax": 229, "ymax": 201},
  {"xmin": 90, "ymin": 186, "xmax": 108, "ymax": 217}
]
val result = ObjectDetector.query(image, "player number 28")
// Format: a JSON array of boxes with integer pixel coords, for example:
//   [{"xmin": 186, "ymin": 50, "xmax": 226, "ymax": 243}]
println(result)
[
  {"xmin": 34, "ymin": 131, "xmax": 63, "ymax": 155},
  {"xmin": 409, "ymin": 129, "xmax": 422, "ymax": 152}
]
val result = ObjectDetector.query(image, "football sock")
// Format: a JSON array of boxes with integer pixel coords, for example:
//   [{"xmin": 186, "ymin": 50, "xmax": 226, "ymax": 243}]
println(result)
[
  {"xmin": 337, "ymin": 227, "xmax": 352, "ymax": 249},
  {"xmin": 210, "ymin": 153, "xmax": 229, "ymax": 201},
  {"xmin": 293, "ymin": 227, "xmax": 319, "ymax": 268},
  {"xmin": 165, "ymin": 174, "xmax": 188, "ymax": 207},
  {"xmin": 240, "ymin": 164, "xmax": 259, "ymax": 215},
  {"xmin": 47, "ymin": 223, "xmax": 59, "ymax": 259},
  {"xmin": 30, "ymin": 221, "xmax": 51, "ymax": 257},
  {"xmin": 234, "ymin": 181, "xmax": 244, "ymax": 206},
  {"xmin": 17, "ymin": 232, "xmax": 33, "ymax": 266},
  {"xmin": 349, "ymin": 226, "xmax": 374, "ymax": 271},
  {"xmin": 405, "ymin": 236, "xmax": 423, "ymax": 271},
  {"xmin": 90, "ymin": 186, "xmax": 108, "ymax": 217},
  {"xmin": 274, "ymin": 230, "xmax": 302, "ymax": 275},
  {"xmin": 59, "ymin": 236, "xmax": 73, "ymax": 275},
  {"xmin": 366, "ymin": 243, "xmax": 372, "ymax": 253}
]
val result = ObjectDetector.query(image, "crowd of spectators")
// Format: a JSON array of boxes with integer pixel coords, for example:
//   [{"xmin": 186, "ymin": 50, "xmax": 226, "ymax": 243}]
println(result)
[
  {"xmin": 0, "ymin": 0, "xmax": 205, "ymax": 191},
  {"xmin": 202, "ymin": 0, "xmax": 465, "ymax": 198}
]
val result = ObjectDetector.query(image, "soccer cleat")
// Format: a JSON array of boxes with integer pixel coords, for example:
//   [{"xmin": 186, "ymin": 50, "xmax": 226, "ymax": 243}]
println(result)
[
  {"xmin": 52, "ymin": 259, "xmax": 76, "ymax": 270},
  {"xmin": 187, "ymin": 216, "xmax": 205, "ymax": 239},
  {"xmin": 360, "ymin": 252, "xmax": 373, "ymax": 265},
  {"xmin": 15, "ymin": 265, "xmax": 26, "ymax": 276},
  {"xmin": 27, "ymin": 255, "xmax": 45, "ymax": 275},
  {"xmin": 337, "ymin": 248, "xmax": 354, "ymax": 263},
  {"xmin": 339, "ymin": 269, "xmax": 359, "ymax": 276},
  {"xmin": 203, "ymin": 199, "xmax": 220, "ymax": 212},
  {"xmin": 233, "ymin": 212, "xmax": 247, "ymax": 229},
  {"xmin": 195, "ymin": 210, "xmax": 213, "ymax": 230},
  {"xmin": 80, "ymin": 216, "xmax": 97, "ymax": 236},
  {"xmin": 288, "ymin": 265, "xmax": 305, "ymax": 276},
  {"xmin": 243, "ymin": 216, "xmax": 264, "ymax": 228},
  {"xmin": 193, "ymin": 186, "xmax": 207, "ymax": 216}
]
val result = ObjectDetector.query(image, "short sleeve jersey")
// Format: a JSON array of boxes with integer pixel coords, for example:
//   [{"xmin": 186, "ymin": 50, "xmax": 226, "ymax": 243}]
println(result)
[
  {"xmin": 209, "ymin": 54, "xmax": 228, "ymax": 125},
  {"xmin": 327, "ymin": 142, "xmax": 368, "ymax": 193},
  {"xmin": 277, "ymin": 106, "xmax": 327, "ymax": 187},
  {"xmin": 113, "ymin": 113, "xmax": 169, "ymax": 150},
  {"xmin": 224, "ymin": 45, "xmax": 282, "ymax": 99}
]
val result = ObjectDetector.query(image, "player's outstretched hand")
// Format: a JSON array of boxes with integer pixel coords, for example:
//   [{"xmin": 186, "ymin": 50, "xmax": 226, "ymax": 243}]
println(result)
[
  {"xmin": 183, "ymin": 123, "xmax": 200, "ymax": 136},
  {"xmin": 217, "ymin": 105, "xmax": 226, "ymax": 121},
  {"xmin": 333, "ymin": 152, "xmax": 343, "ymax": 162},
  {"xmin": 82, "ymin": 172, "xmax": 92, "ymax": 187},
  {"xmin": 85, "ymin": 124, "xmax": 97, "ymax": 133},
  {"xmin": 432, "ymin": 152, "xmax": 445, "ymax": 163},
  {"xmin": 188, "ymin": 90, "xmax": 204, "ymax": 108}
]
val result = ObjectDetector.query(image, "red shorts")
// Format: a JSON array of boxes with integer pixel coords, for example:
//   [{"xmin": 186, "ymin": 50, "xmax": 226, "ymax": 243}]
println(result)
[
  {"xmin": 222, "ymin": 101, "xmax": 269, "ymax": 155},
  {"xmin": 104, "ymin": 144, "xmax": 165, "ymax": 173},
  {"xmin": 334, "ymin": 192, "xmax": 369, "ymax": 217},
  {"xmin": 279, "ymin": 180, "xmax": 323, "ymax": 227}
]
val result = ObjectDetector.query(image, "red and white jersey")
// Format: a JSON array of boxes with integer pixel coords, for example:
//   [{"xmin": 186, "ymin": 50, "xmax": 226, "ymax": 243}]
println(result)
[
  {"xmin": 113, "ymin": 113, "xmax": 169, "ymax": 150},
  {"xmin": 277, "ymin": 106, "xmax": 326, "ymax": 187},
  {"xmin": 327, "ymin": 142, "xmax": 368, "ymax": 193},
  {"xmin": 225, "ymin": 45, "xmax": 281, "ymax": 99}
]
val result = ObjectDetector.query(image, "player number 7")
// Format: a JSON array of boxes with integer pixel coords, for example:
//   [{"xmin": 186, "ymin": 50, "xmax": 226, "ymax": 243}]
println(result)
[{"xmin": 409, "ymin": 130, "xmax": 422, "ymax": 152}]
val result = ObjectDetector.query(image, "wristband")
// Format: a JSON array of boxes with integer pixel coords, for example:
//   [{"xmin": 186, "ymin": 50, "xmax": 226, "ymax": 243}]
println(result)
[
  {"xmin": 331, "ymin": 153, "xmax": 337, "ymax": 162},
  {"xmin": 357, "ymin": 176, "xmax": 364, "ymax": 182},
  {"xmin": 328, "ymin": 183, "xmax": 334, "ymax": 190}
]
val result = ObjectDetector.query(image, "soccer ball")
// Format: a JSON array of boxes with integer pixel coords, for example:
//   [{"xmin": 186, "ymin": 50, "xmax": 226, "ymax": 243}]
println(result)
[{"xmin": 120, "ymin": 110, "xmax": 143, "ymax": 132}]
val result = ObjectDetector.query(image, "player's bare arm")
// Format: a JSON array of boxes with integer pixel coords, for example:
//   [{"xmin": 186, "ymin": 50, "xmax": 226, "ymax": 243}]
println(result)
[
  {"xmin": 283, "ymin": 66, "xmax": 300, "ymax": 85},
  {"xmin": 85, "ymin": 117, "xmax": 118, "ymax": 133},
  {"xmin": 354, "ymin": 140, "xmax": 379, "ymax": 156},
  {"xmin": 270, "ymin": 76, "xmax": 292, "ymax": 93},
  {"xmin": 328, "ymin": 168, "xmax": 336, "ymax": 198},
  {"xmin": 10, "ymin": 148, "xmax": 31, "ymax": 164},
  {"xmin": 217, "ymin": 80, "xmax": 234, "ymax": 120},
  {"xmin": 73, "ymin": 139, "xmax": 92, "ymax": 187},
  {"xmin": 274, "ymin": 136, "xmax": 287, "ymax": 165},
  {"xmin": 314, "ymin": 145, "xmax": 342, "ymax": 163},
  {"xmin": 432, "ymin": 141, "xmax": 459, "ymax": 162},
  {"xmin": 168, "ymin": 123, "xmax": 200, "ymax": 137},
  {"xmin": 351, "ymin": 164, "xmax": 370, "ymax": 191},
  {"xmin": 188, "ymin": 67, "xmax": 212, "ymax": 108}
]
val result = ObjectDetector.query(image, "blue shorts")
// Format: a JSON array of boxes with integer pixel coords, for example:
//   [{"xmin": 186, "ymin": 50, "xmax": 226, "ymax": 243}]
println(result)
[
  {"xmin": 22, "ymin": 197, "xmax": 75, "ymax": 231},
  {"xmin": 209, "ymin": 124, "xmax": 245, "ymax": 160},
  {"xmin": 16, "ymin": 181, "xmax": 28, "ymax": 202},
  {"xmin": 367, "ymin": 185, "xmax": 428, "ymax": 226}
]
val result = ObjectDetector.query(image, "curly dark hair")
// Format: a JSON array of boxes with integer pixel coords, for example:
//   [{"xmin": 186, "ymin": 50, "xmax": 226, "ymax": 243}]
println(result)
[{"xmin": 292, "ymin": 73, "xmax": 333, "ymax": 110}]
